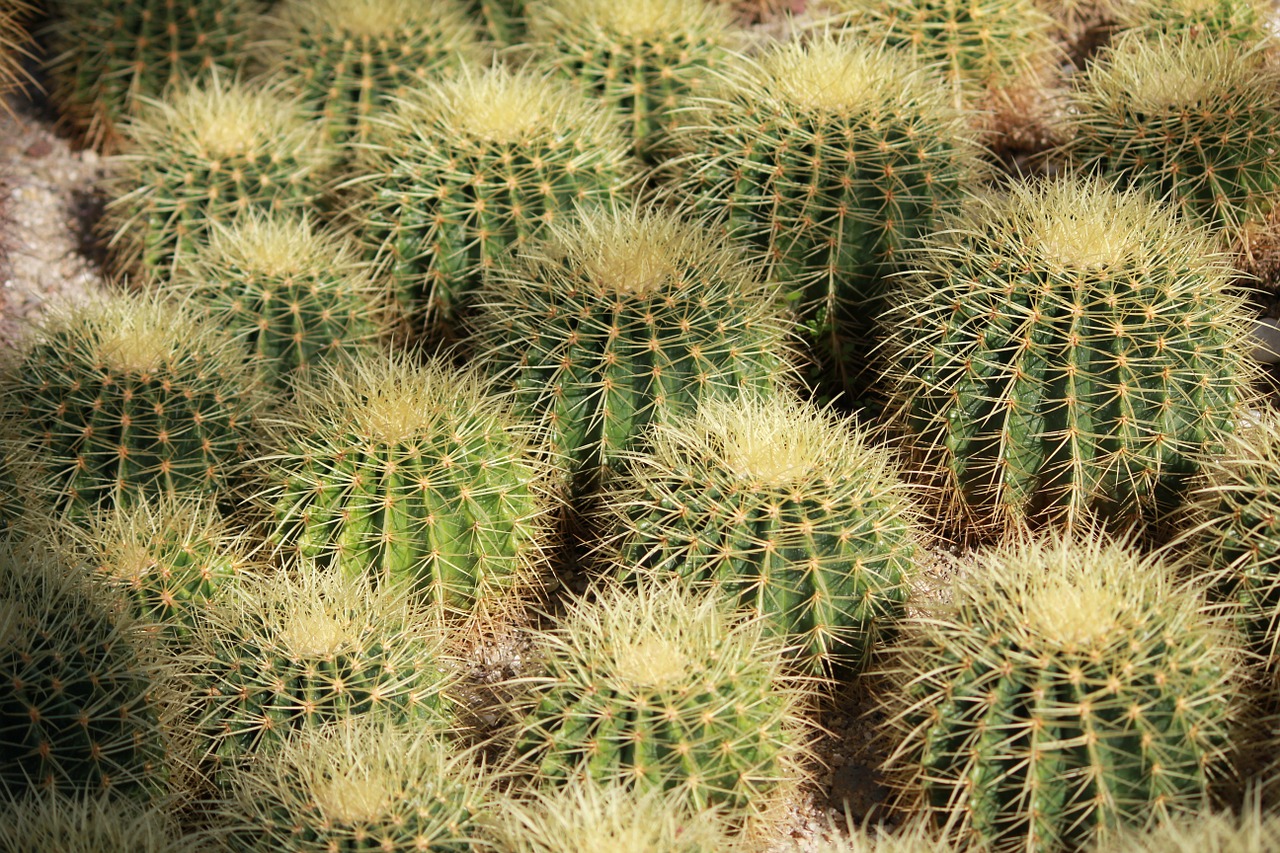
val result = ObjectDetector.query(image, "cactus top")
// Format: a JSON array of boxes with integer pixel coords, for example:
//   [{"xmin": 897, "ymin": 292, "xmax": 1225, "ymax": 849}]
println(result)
[
  {"xmin": 1086, "ymin": 32, "xmax": 1266, "ymax": 113},
  {"xmin": 272, "ymin": 0, "xmax": 482, "ymax": 42},
  {"xmin": 194, "ymin": 212, "xmax": 375, "ymax": 282},
  {"xmin": 531, "ymin": 0, "xmax": 735, "ymax": 39}
]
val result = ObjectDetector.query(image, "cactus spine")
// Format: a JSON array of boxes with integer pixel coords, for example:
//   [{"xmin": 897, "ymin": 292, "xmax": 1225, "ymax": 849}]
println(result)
[{"xmin": 0, "ymin": 791, "xmax": 193, "ymax": 852}]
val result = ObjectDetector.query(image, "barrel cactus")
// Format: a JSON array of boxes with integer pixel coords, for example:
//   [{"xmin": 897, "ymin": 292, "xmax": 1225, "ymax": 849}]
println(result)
[
  {"xmin": 605, "ymin": 392, "xmax": 919, "ymax": 675},
  {"xmin": 0, "ymin": 791, "xmax": 194, "ymax": 852},
  {"xmin": 473, "ymin": 204, "xmax": 795, "ymax": 497},
  {"xmin": 883, "ymin": 533, "xmax": 1242, "ymax": 852},
  {"xmin": 883, "ymin": 176, "xmax": 1255, "ymax": 536},
  {"xmin": 1112, "ymin": 0, "xmax": 1273, "ymax": 44}
]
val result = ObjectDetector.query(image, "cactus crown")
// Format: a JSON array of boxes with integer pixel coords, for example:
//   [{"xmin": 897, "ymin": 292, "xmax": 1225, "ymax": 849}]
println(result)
[
  {"xmin": 1087, "ymin": 31, "xmax": 1260, "ymax": 113},
  {"xmin": 199, "ymin": 212, "xmax": 369, "ymax": 280},
  {"xmin": 274, "ymin": 0, "xmax": 477, "ymax": 39},
  {"xmin": 1095, "ymin": 803, "xmax": 1280, "ymax": 852},
  {"xmin": 46, "ymin": 292, "xmax": 210, "ymax": 379},
  {"xmin": 534, "ymin": 0, "xmax": 733, "ymax": 38}
]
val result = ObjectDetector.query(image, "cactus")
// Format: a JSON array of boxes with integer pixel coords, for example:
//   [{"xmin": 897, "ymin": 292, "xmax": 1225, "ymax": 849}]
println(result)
[
  {"xmin": 883, "ymin": 533, "xmax": 1242, "ymax": 852},
  {"xmin": 1112, "ymin": 0, "xmax": 1273, "ymax": 45},
  {"xmin": 222, "ymin": 717, "xmax": 493, "ymax": 852},
  {"xmin": 262, "ymin": 0, "xmax": 486, "ymax": 145},
  {"xmin": 605, "ymin": 393, "xmax": 919, "ymax": 675},
  {"xmin": 260, "ymin": 353, "xmax": 551, "ymax": 623},
  {"xmin": 0, "ymin": 790, "xmax": 195, "ymax": 852},
  {"xmin": 1090, "ymin": 804, "xmax": 1280, "ymax": 852},
  {"xmin": 0, "ymin": 538, "xmax": 172, "ymax": 797},
  {"xmin": 105, "ymin": 75, "xmax": 339, "ymax": 281},
  {"xmin": 664, "ymin": 36, "xmax": 980, "ymax": 387},
  {"xmin": 473, "ymin": 204, "xmax": 796, "ymax": 497},
  {"xmin": 526, "ymin": 0, "xmax": 740, "ymax": 161},
  {"xmin": 168, "ymin": 213, "xmax": 390, "ymax": 394},
  {"xmin": 465, "ymin": 0, "xmax": 527, "ymax": 44},
  {"xmin": 42, "ymin": 0, "xmax": 264, "ymax": 150},
  {"xmin": 0, "ymin": 1, "xmax": 34, "ymax": 110},
  {"xmin": 882, "ymin": 177, "xmax": 1255, "ymax": 536},
  {"xmin": 788, "ymin": 818, "xmax": 959, "ymax": 852},
  {"xmin": 190, "ymin": 568, "xmax": 458, "ymax": 778},
  {"xmin": 345, "ymin": 64, "xmax": 639, "ymax": 326},
  {"xmin": 0, "ymin": 291, "xmax": 261, "ymax": 516},
  {"xmin": 1062, "ymin": 32, "xmax": 1280, "ymax": 241},
  {"xmin": 510, "ymin": 578, "xmax": 814, "ymax": 826}
]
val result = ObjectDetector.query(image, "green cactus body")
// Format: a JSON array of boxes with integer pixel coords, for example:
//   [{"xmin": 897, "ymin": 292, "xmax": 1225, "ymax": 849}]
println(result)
[
  {"xmin": 527, "ymin": 0, "xmax": 740, "ymax": 162},
  {"xmin": 0, "ymin": 540, "xmax": 170, "ymax": 797},
  {"xmin": 170, "ymin": 214, "xmax": 389, "ymax": 394},
  {"xmin": 607, "ymin": 393, "xmax": 918, "ymax": 675},
  {"xmin": 0, "ymin": 791, "xmax": 192, "ymax": 852},
  {"xmin": 1063, "ymin": 33, "xmax": 1280, "ymax": 241},
  {"xmin": 192, "ymin": 570, "xmax": 456, "ymax": 779},
  {"xmin": 667, "ymin": 37, "xmax": 979, "ymax": 383},
  {"xmin": 224, "ymin": 718, "xmax": 492, "ymax": 852},
  {"xmin": 347, "ymin": 66, "xmax": 638, "ymax": 325},
  {"xmin": 42, "ymin": 0, "xmax": 263, "ymax": 150},
  {"xmin": 513, "ymin": 580, "xmax": 813, "ymax": 824},
  {"xmin": 473, "ymin": 206, "xmax": 795, "ymax": 497},
  {"xmin": 263, "ymin": 354, "xmax": 549, "ymax": 622},
  {"xmin": 883, "ymin": 177, "xmax": 1254, "ymax": 535},
  {"xmin": 106, "ymin": 77, "xmax": 338, "ymax": 281},
  {"xmin": 884, "ymin": 534, "xmax": 1242, "ymax": 852},
  {"xmin": 1114, "ymin": 0, "xmax": 1272, "ymax": 44},
  {"xmin": 265, "ymin": 0, "xmax": 486, "ymax": 145},
  {"xmin": 465, "ymin": 0, "xmax": 527, "ymax": 45},
  {"xmin": 0, "ymin": 293, "xmax": 260, "ymax": 516}
]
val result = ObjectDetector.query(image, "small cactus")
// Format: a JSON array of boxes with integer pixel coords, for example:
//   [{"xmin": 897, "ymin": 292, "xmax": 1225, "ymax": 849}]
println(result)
[
  {"xmin": 345, "ymin": 64, "xmax": 639, "ymax": 326},
  {"xmin": 0, "ymin": 291, "xmax": 262, "ymax": 516},
  {"xmin": 260, "ymin": 353, "xmax": 551, "ymax": 623},
  {"xmin": 473, "ymin": 204, "xmax": 796, "ymax": 497},
  {"xmin": 168, "ymin": 213, "xmax": 391, "ymax": 394},
  {"xmin": 0, "ymin": 790, "xmax": 194, "ymax": 853},
  {"xmin": 882, "ymin": 176, "xmax": 1255, "ymax": 536},
  {"xmin": 605, "ymin": 392, "xmax": 919, "ymax": 675},
  {"xmin": 883, "ymin": 533, "xmax": 1243, "ymax": 852}
]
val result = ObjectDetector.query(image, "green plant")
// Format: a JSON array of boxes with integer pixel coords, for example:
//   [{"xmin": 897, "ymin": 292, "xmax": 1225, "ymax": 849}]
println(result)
[
  {"xmin": 42, "ymin": 0, "xmax": 264, "ymax": 150},
  {"xmin": 510, "ymin": 578, "xmax": 814, "ymax": 827},
  {"xmin": 526, "ymin": 0, "xmax": 740, "ymax": 161},
  {"xmin": 1062, "ymin": 32, "xmax": 1280, "ymax": 242},
  {"xmin": 105, "ymin": 75, "xmax": 338, "ymax": 281},
  {"xmin": 344, "ymin": 64, "xmax": 638, "ymax": 326},
  {"xmin": 605, "ymin": 392, "xmax": 919, "ymax": 675},
  {"xmin": 465, "ymin": 0, "xmax": 527, "ymax": 44},
  {"xmin": 882, "ymin": 176, "xmax": 1255, "ymax": 536},
  {"xmin": 1112, "ymin": 0, "xmax": 1273, "ymax": 44},
  {"xmin": 1088, "ymin": 803, "xmax": 1280, "ymax": 852},
  {"xmin": 222, "ymin": 717, "xmax": 494, "ymax": 852},
  {"xmin": 260, "ymin": 353, "xmax": 551, "ymax": 623},
  {"xmin": 0, "ymin": 790, "xmax": 196, "ymax": 853},
  {"xmin": 473, "ymin": 204, "xmax": 796, "ymax": 497},
  {"xmin": 168, "ymin": 213, "xmax": 390, "ymax": 394},
  {"xmin": 0, "ymin": 291, "xmax": 262, "ymax": 516},
  {"xmin": 262, "ymin": 0, "xmax": 486, "ymax": 145},
  {"xmin": 883, "ymin": 533, "xmax": 1243, "ymax": 852}
]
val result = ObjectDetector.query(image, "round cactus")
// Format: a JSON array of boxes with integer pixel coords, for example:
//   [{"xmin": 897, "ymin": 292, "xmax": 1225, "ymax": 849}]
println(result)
[
  {"xmin": 105, "ymin": 75, "xmax": 339, "ymax": 281},
  {"xmin": 260, "ymin": 353, "xmax": 551, "ymax": 623},
  {"xmin": 222, "ymin": 717, "xmax": 493, "ymax": 852},
  {"xmin": 882, "ymin": 176, "xmax": 1255, "ymax": 536},
  {"xmin": 0, "ymin": 291, "xmax": 261, "ymax": 516},
  {"xmin": 526, "ymin": 0, "xmax": 741, "ymax": 161},
  {"xmin": 883, "ymin": 533, "xmax": 1243, "ymax": 852},
  {"xmin": 1092, "ymin": 805, "xmax": 1280, "ymax": 852},
  {"xmin": 190, "ymin": 567, "xmax": 458, "ymax": 779},
  {"xmin": 665, "ymin": 36, "xmax": 980, "ymax": 386},
  {"xmin": 42, "ymin": 0, "xmax": 264, "ymax": 150},
  {"xmin": 473, "ymin": 204, "xmax": 796, "ymax": 497},
  {"xmin": 605, "ymin": 392, "xmax": 919, "ymax": 675},
  {"xmin": 511, "ymin": 578, "xmax": 814, "ymax": 825},
  {"xmin": 345, "ymin": 64, "xmax": 639, "ymax": 326},
  {"xmin": 262, "ymin": 0, "xmax": 486, "ymax": 145},
  {"xmin": 1062, "ymin": 32, "xmax": 1280, "ymax": 242},
  {"xmin": 0, "ymin": 538, "xmax": 172, "ymax": 797},
  {"xmin": 168, "ymin": 213, "xmax": 391, "ymax": 394},
  {"xmin": 0, "ymin": 791, "xmax": 195, "ymax": 852}
]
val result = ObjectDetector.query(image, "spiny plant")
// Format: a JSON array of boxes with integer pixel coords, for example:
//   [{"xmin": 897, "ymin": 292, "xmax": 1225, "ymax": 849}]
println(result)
[
  {"xmin": 882, "ymin": 176, "xmax": 1255, "ymax": 537},
  {"xmin": 488, "ymin": 777, "xmax": 738, "ymax": 853},
  {"xmin": 167, "ymin": 213, "xmax": 391, "ymax": 394},
  {"xmin": 0, "ymin": 537, "xmax": 173, "ymax": 797},
  {"xmin": 882, "ymin": 533, "xmax": 1243, "ymax": 852},
  {"xmin": 262, "ymin": 0, "xmax": 487, "ymax": 145},
  {"xmin": 260, "ymin": 352, "xmax": 551, "ymax": 624},
  {"xmin": 604, "ymin": 392, "xmax": 919, "ymax": 675},
  {"xmin": 0, "ymin": 432, "xmax": 48, "ymax": 538},
  {"xmin": 464, "ymin": 0, "xmax": 527, "ymax": 45},
  {"xmin": 0, "ymin": 0, "xmax": 34, "ymax": 110},
  {"xmin": 42, "ymin": 0, "xmax": 264, "ymax": 150},
  {"xmin": 1111, "ymin": 0, "xmax": 1273, "ymax": 45},
  {"xmin": 223, "ymin": 717, "xmax": 494, "ymax": 852},
  {"xmin": 665, "ymin": 35, "xmax": 980, "ymax": 387},
  {"xmin": 0, "ymin": 790, "xmax": 198, "ymax": 853},
  {"xmin": 1088, "ymin": 803, "xmax": 1280, "ymax": 852},
  {"xmin": 510, "ymin": 578, "xmax": 814, "ymax": 827},
  {"xmin": 1062, "ymin": 32, "xmax": 1280, "ymax": 242},
  {"xmin": 473, "ymin": 204, "xmax": 796, "ymax": 498},
  {"xmin": 526, "ymin": 0, "xmax": 741, "ymax": 161},
  {"xmin": 105, "ymin": 74, "xmax": 338, "ymax": 281},
  {"xmin": 345, "ymin": 64, "xmax": 639, "ymax": 327},
  {"xmin": 0, "ymin": 291, "xmax": 262, "ymax": 516},
  {"xmin": 189, "ymin": 567, "xmax": 458, "ymax": 779}
]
